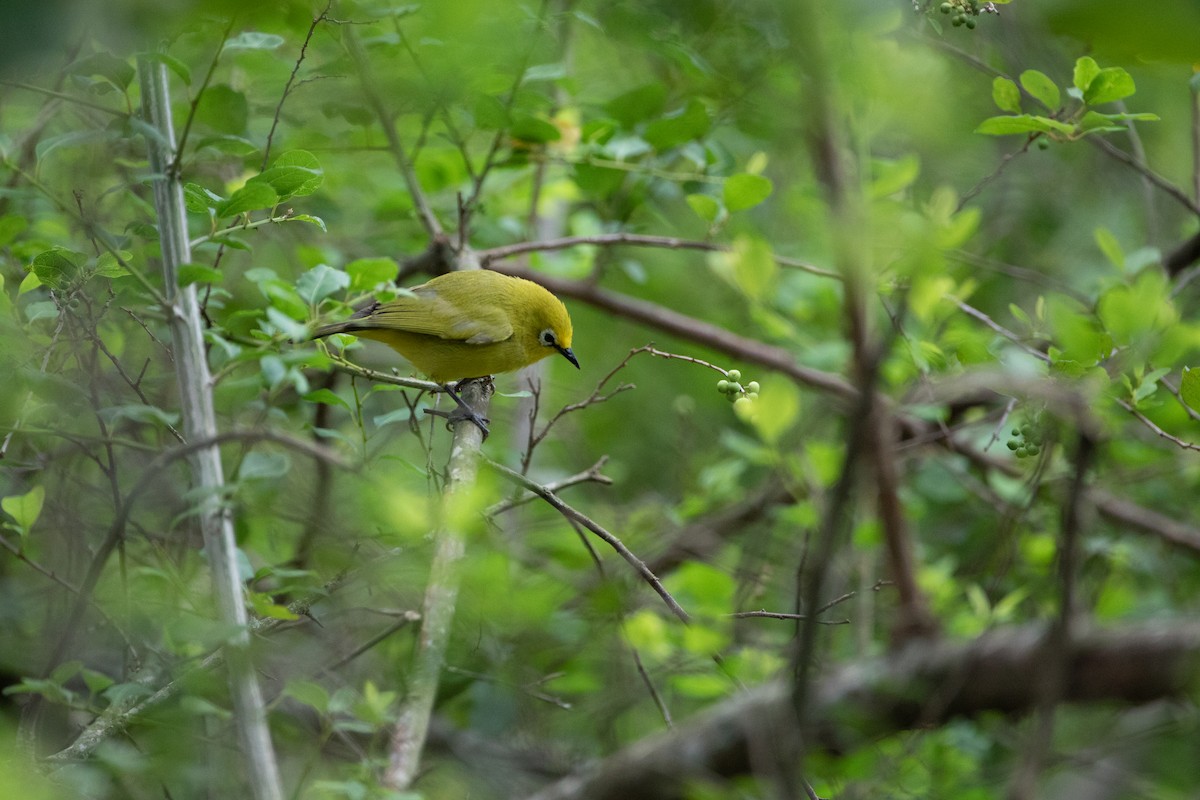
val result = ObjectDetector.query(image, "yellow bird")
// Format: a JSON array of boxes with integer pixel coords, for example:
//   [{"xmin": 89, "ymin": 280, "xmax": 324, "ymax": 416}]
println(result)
[{"xmin": 312, "ymin": 269, "xmax": 579, "ymax": 383}]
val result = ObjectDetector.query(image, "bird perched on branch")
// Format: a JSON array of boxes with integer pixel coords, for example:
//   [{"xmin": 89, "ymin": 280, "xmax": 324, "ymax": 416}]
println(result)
[{"xmin": 312, "ymin": 269, "xmax": 579, "ymax": 434}]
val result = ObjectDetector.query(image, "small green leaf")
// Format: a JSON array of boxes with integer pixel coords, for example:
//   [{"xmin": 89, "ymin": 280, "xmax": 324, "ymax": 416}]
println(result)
[
  {"xmin": 0, "ymin": 215, "xmax": 28, "ymax": 248},
  {"xmin": 686, "ymin": 193, "xmax": 721, "ymax": 223},
  {"xmin": 194, "ymin": 135, "xmax": 259, "ymax": 155},
  {"xmin": 605, "ymin": 83, "xmax": 667, "ymax": 128},
  {"xmin": 195, "ymin": 84, "xmax": 248, "ymax": 134},
  {"xmin": 975, "ymin": 115, "xmax": 1073, "ymax": 136},
  {"xmin": 643, "ymin": 99, "xmax": 710, "ymax": 151},
  {"xmin": 869, "ymin": 154, "xmax": 920, "ymax": 198},
  {"xmin": 29, "ymin": 248, "xmax": 84, "ymax": 290},
  {"xmin": 94, "ymin": 252, "xmax": 130, "ymax": 278},
  {"xmin": 178, "ymin": 264, "xmax": 224, "ymax": 286},
  {"xmin": 1073, "ymin": 56, "xmax": 1100, "ymax": 93},
  {"xmin": 291, "ymin": 214, "xmax": 327, "ymax": 232},
  {"xmin": 1094, "ymin": 227, "xmax": 1124, "ymax": 270},
  {"xmin": 70, "ymin": 52, "xmax": 135, "ymax": 89},
  {"xmin": 510, "ymin": 116, "xmax": 561, "ymax": 144},
  {"xmin": 296, "ymin": 264, "xmax": 350, "ymax": 305},
  {"xmin": 256, "ymin": 150, "xmax": 324, "ymax": 199},
  {"xmin": 184, "ymin": 183, "xmax": 223, "ymax": 214},
  {"xmin": 286, "ymin": 680, "xmax": 331, "ymax": 714},
  {"xmin": 223, "ymin": 32, "xmax": 285, "ymax": 51},
  {"xmin": 346, "ymin": 257, "xmax": 398, "ymax": 292},
  {"xmin": 751, "ymin": 380, "xmax": 800, "ymax": 444},
  {"xmin": 1084, "ymin": 67, "xmax": 1135, "ymax": 106},
  {"xmin": 3, "ymin": 486, "xmax": 45, "ymax": 537},
  {"xmin": 1019, "ymin": 70, "xmax": 1060, "ymax": 110},
  {"xmin": 216, "ymin": 182, "xmax": 278, "ymax": 218},
  {"xmin": 992, "ymin": 77, "xmax": 1021, "ymax": 113},
  {"xmin": 1181, "ymin": 367, "xmax": 1200, "ymax": 412},
  {"xmin": 303, "ymin": 389, "xmax": 351, "ymax": 411},
  {"xmin": 723, "ymin": 173, "xmax": 773, "ymax": 212},
  {"xmin": 238, "ymin": 451, "xmax": 291, "ymax": 481}
]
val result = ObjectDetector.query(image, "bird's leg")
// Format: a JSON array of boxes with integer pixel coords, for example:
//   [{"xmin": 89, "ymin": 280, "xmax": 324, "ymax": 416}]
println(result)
[{"xmin": 424, "ymin": 377, "xmax": 493, "ymax": 438}]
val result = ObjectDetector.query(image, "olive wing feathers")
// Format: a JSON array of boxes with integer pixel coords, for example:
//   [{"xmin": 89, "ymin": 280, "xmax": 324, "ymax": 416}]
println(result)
[{"xmin": 342, "ymin": 284, "xmax": 514, "ymax": 344}]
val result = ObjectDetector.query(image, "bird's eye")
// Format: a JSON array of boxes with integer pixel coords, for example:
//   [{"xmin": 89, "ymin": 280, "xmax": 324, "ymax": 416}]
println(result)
[{"xmin": 539, "ymin": 328, "xmax": 556, "ymax": 347}]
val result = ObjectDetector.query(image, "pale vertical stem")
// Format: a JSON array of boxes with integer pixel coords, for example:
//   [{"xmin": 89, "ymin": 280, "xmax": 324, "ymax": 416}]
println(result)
[
  {"xmin": 137, "ymin": 56, "xmax": 284, "ymax": 800},
  {"xmin": 385, "ymin": 378, "xmax": 492, "ymax": 790}
]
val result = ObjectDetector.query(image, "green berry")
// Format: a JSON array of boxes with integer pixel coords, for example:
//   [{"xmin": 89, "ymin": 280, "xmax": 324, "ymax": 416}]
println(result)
[
  {"xmin": 727, "ymin": 369, "xmax": 741, "ymax": 382},
  {"xmin": 1026, "ymin": 445, "xmax": 1040, "ymax": 456},
  {"xmin": 1007, "ymin": 440, "xmax": 1019, "ymax": 451},
  {"xmin": 1037, "ymin": 139, "xmax": 1050, "ymax": 150},
  {"xmin": 733, "ymin": 396, "xmax": 752, "ymax": 411},
  {"xmin": 747, "ymin": 392, "xmax": 759, "ymax": 400},
  {"xmin": 940, "ymin": 2, "xmax": 953, "ymax": 13},
  {"xmin": 952, "ymin": 15, "xmax": 964, "ymax": 26},
  {"xmin": 747, "ymin": 381, "xmax": 760, "ymax": 393},
  {"xmin": 1016, "ymin": 447, "xmax": 1028, "ymax": 458},
  {"xmin": 965, "ymin": 17, "xmax": 976, "ymax": 28},
  {"xmin": 717, "ymin": 379, "xmax": 730, "ymax": 393}
]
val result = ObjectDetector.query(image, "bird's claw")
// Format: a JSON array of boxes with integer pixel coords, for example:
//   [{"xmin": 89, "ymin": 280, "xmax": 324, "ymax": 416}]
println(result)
[{"xmin": 424, "ymin": 406, "xmax": 491, "ymax": 438}]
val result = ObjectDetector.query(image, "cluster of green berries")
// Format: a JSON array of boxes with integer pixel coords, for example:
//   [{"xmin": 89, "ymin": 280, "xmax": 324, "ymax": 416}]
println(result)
[
  {"xmin": 938, "ymin": 0, "xmax": 994, "ymax": 28},
  {"xmin": 717, "ymin": 369, "xmax": 759, "ymax": 411},
  {"xmin": 1006, "ymin": 419, "xmax": 1044, "ymax": 459}
]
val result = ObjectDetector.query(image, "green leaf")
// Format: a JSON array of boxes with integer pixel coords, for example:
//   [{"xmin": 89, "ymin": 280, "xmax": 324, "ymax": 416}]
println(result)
[
  {"xmin": 223, "ymin": 31, "xmax": 285, "ymax": 51},
  {"xmin": 3, "ymin": 485, "xmax": 45, "ymax": 537},
  {"xmin": 1019, "ymin": 70, "xmax": 1061, "ymax": 109},
  {"xmin": 184, "ymin": 183, "xmax": 223, "ymax": 214},
  {"xmin": 510, "ymin": 116, "xmax": 561, "ymax": 144},
  {"xmin": 296, "ymin": 264, "xmax": 350, "ymax": 305},
  {"xmin": 238, "ymin": 451, "xmax": 291, "ymax": 481},
  {"xmin": 751, "ymin": 380, "xmax": 800, "ymax": 444},
  {"xmin": 522, "ymin": 62, "xmax": 566, "ymax": 83},
  {"xmin": 94, "ymin": 252, "xmax": 130, "ymax": 278},
  {"xmin": 1181, "ymin": 367, "xmax": 1200, "ymax": 412},
  {"xmin": 992, "ymin": 77, "xmax": 1021, "ymax": 113},
  {"xmin": 216, "ymin": 182, "xmax": 278, "ymax": 218},
  {"xmin": 256, "ymin": 150, "xmax": 324, "ymax": 199},
  {"xmin": 723, "ymin": 173, "xmax": 773, "ymax": 212},
  {"xmin": 643, "ymin": 99, "xmax": 710, "ymax": 150},
  {"xmin": 716, "ymin": 236, "xmax": 777, "ymax": 300},
  {"xmin": 70, "ymin": 52, "xmax": 135, "ymax": 89},
  {"xmin": 1094, "ymin": 227, "xmax": 1124, "ymax": 270},
  {"xmin": 869, "ymin": 154, "xmax": 920, "ymax": 198},
  {"xmin": 1073, "ymin": 56, "xmax": 1100, "ymax": 94},
  {"xmin": 30, "ymin": 248, "xmax": 84, "ymax": 290},
  {"xmin": 195, "ymin": 84, "xmax": 248, "ymax": 134},
  {"xmin": 178, "ymin": 264, "xmax": 224, "ymax": 286},
  {"xmin": 194, "ymin": 135, "xmax": 259, "ymax": 155},
  {"xmin": 1084, "ymin": 67, "xmax": 1135, "ymax": 105},
  {"xmin": 686, "ymin": 193, "xmax": 721, "ymax": 223},
  {"xmin": 0, "ymin": 215, "xmax": 28, "ymax": 248},
  {"xmin": 975, "ymin": 115, "xmax": 1074, "ymax": 136},
  {"xmin": 346, "ymin": 257, "xmax": 398, "ymax": 292},
  {"xmin": 97, "ymin": 404, "xmax": 181, "ymax": 428},
  {"xmin": 303, "ymin": 389, "xmax": 351, "ymax": 411},
  {"xmin": 286, "ymin": 680, "xmax": 331, "ymax": 714},
  {"xmin": 605, "ymin": 83, "xmax": 667, "ymax": 129},
  {"xmin": 292, "ymin": 214, "xmax": 327, "ymax": 232}
]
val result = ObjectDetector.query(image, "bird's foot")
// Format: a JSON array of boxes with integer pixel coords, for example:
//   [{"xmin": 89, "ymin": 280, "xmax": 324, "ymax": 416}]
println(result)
[{"xmin": 425, "ymin": 380, "xmax": 492, "ymax": 438}]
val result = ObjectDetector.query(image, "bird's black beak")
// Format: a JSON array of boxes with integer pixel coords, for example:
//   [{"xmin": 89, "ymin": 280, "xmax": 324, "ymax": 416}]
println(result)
[{"xmin": 557, "ymin": 345, "xmax": 580, "ymax": 369}]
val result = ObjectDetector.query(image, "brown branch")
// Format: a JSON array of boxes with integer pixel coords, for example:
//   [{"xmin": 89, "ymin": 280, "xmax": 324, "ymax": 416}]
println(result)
[
  {"xmin": 479, "ymin": 233, "xmax": 840, "ymax": 280},
  {"xmin": 527, "ymin": 622, "xmax": 1200, "ymax": 800},
  {"xmin": 487, "ymin": 264, "xmax": 856, "ymax": 400}
]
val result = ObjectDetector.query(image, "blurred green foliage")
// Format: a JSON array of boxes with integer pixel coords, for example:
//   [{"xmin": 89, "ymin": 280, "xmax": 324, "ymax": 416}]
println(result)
[{"xmin": 1, "ymin": 1, "xmax": 1200, "ymax": 798}]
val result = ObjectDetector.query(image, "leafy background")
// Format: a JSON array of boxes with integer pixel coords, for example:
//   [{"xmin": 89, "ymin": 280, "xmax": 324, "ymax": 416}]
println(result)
[{"xmin": 2, "ymin": 1, "xmax": 1200, "ymax": 798}]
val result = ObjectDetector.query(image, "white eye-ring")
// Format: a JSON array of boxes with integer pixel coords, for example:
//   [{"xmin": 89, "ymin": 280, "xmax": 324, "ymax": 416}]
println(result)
[{"xmin": 539, "ymin": 328, "xmax": 557, "ymax": 347}]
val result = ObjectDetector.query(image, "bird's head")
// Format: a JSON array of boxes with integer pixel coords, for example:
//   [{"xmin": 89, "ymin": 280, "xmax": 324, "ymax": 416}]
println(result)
[{"xmin": 527, "ymin": 289, "xmax": 579, "ymax": 370}]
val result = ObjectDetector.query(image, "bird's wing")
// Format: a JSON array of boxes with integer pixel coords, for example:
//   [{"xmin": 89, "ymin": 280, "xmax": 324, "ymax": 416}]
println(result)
[{"xmin": 350, "ymin": 288, "xmax": 514, "ymax": 344}]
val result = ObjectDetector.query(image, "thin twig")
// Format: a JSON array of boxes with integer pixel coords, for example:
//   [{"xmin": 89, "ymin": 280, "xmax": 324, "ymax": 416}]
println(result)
[
  {"xmin": 262, "ymin": 2, "xmax": 331, "ymax": 170},
  {"xmin": 630, "ymin": 648, "xmax": 673, "ymax": 728},
  {"xmin": 484, "ymin": 458, "xmax": 690, "ymax": 623}
]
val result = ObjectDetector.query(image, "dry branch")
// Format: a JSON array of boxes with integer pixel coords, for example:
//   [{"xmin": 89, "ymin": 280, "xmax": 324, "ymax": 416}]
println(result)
[{"xmin": 528, "ymin": 623, "xmax": 1200, "ymax": 800}]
